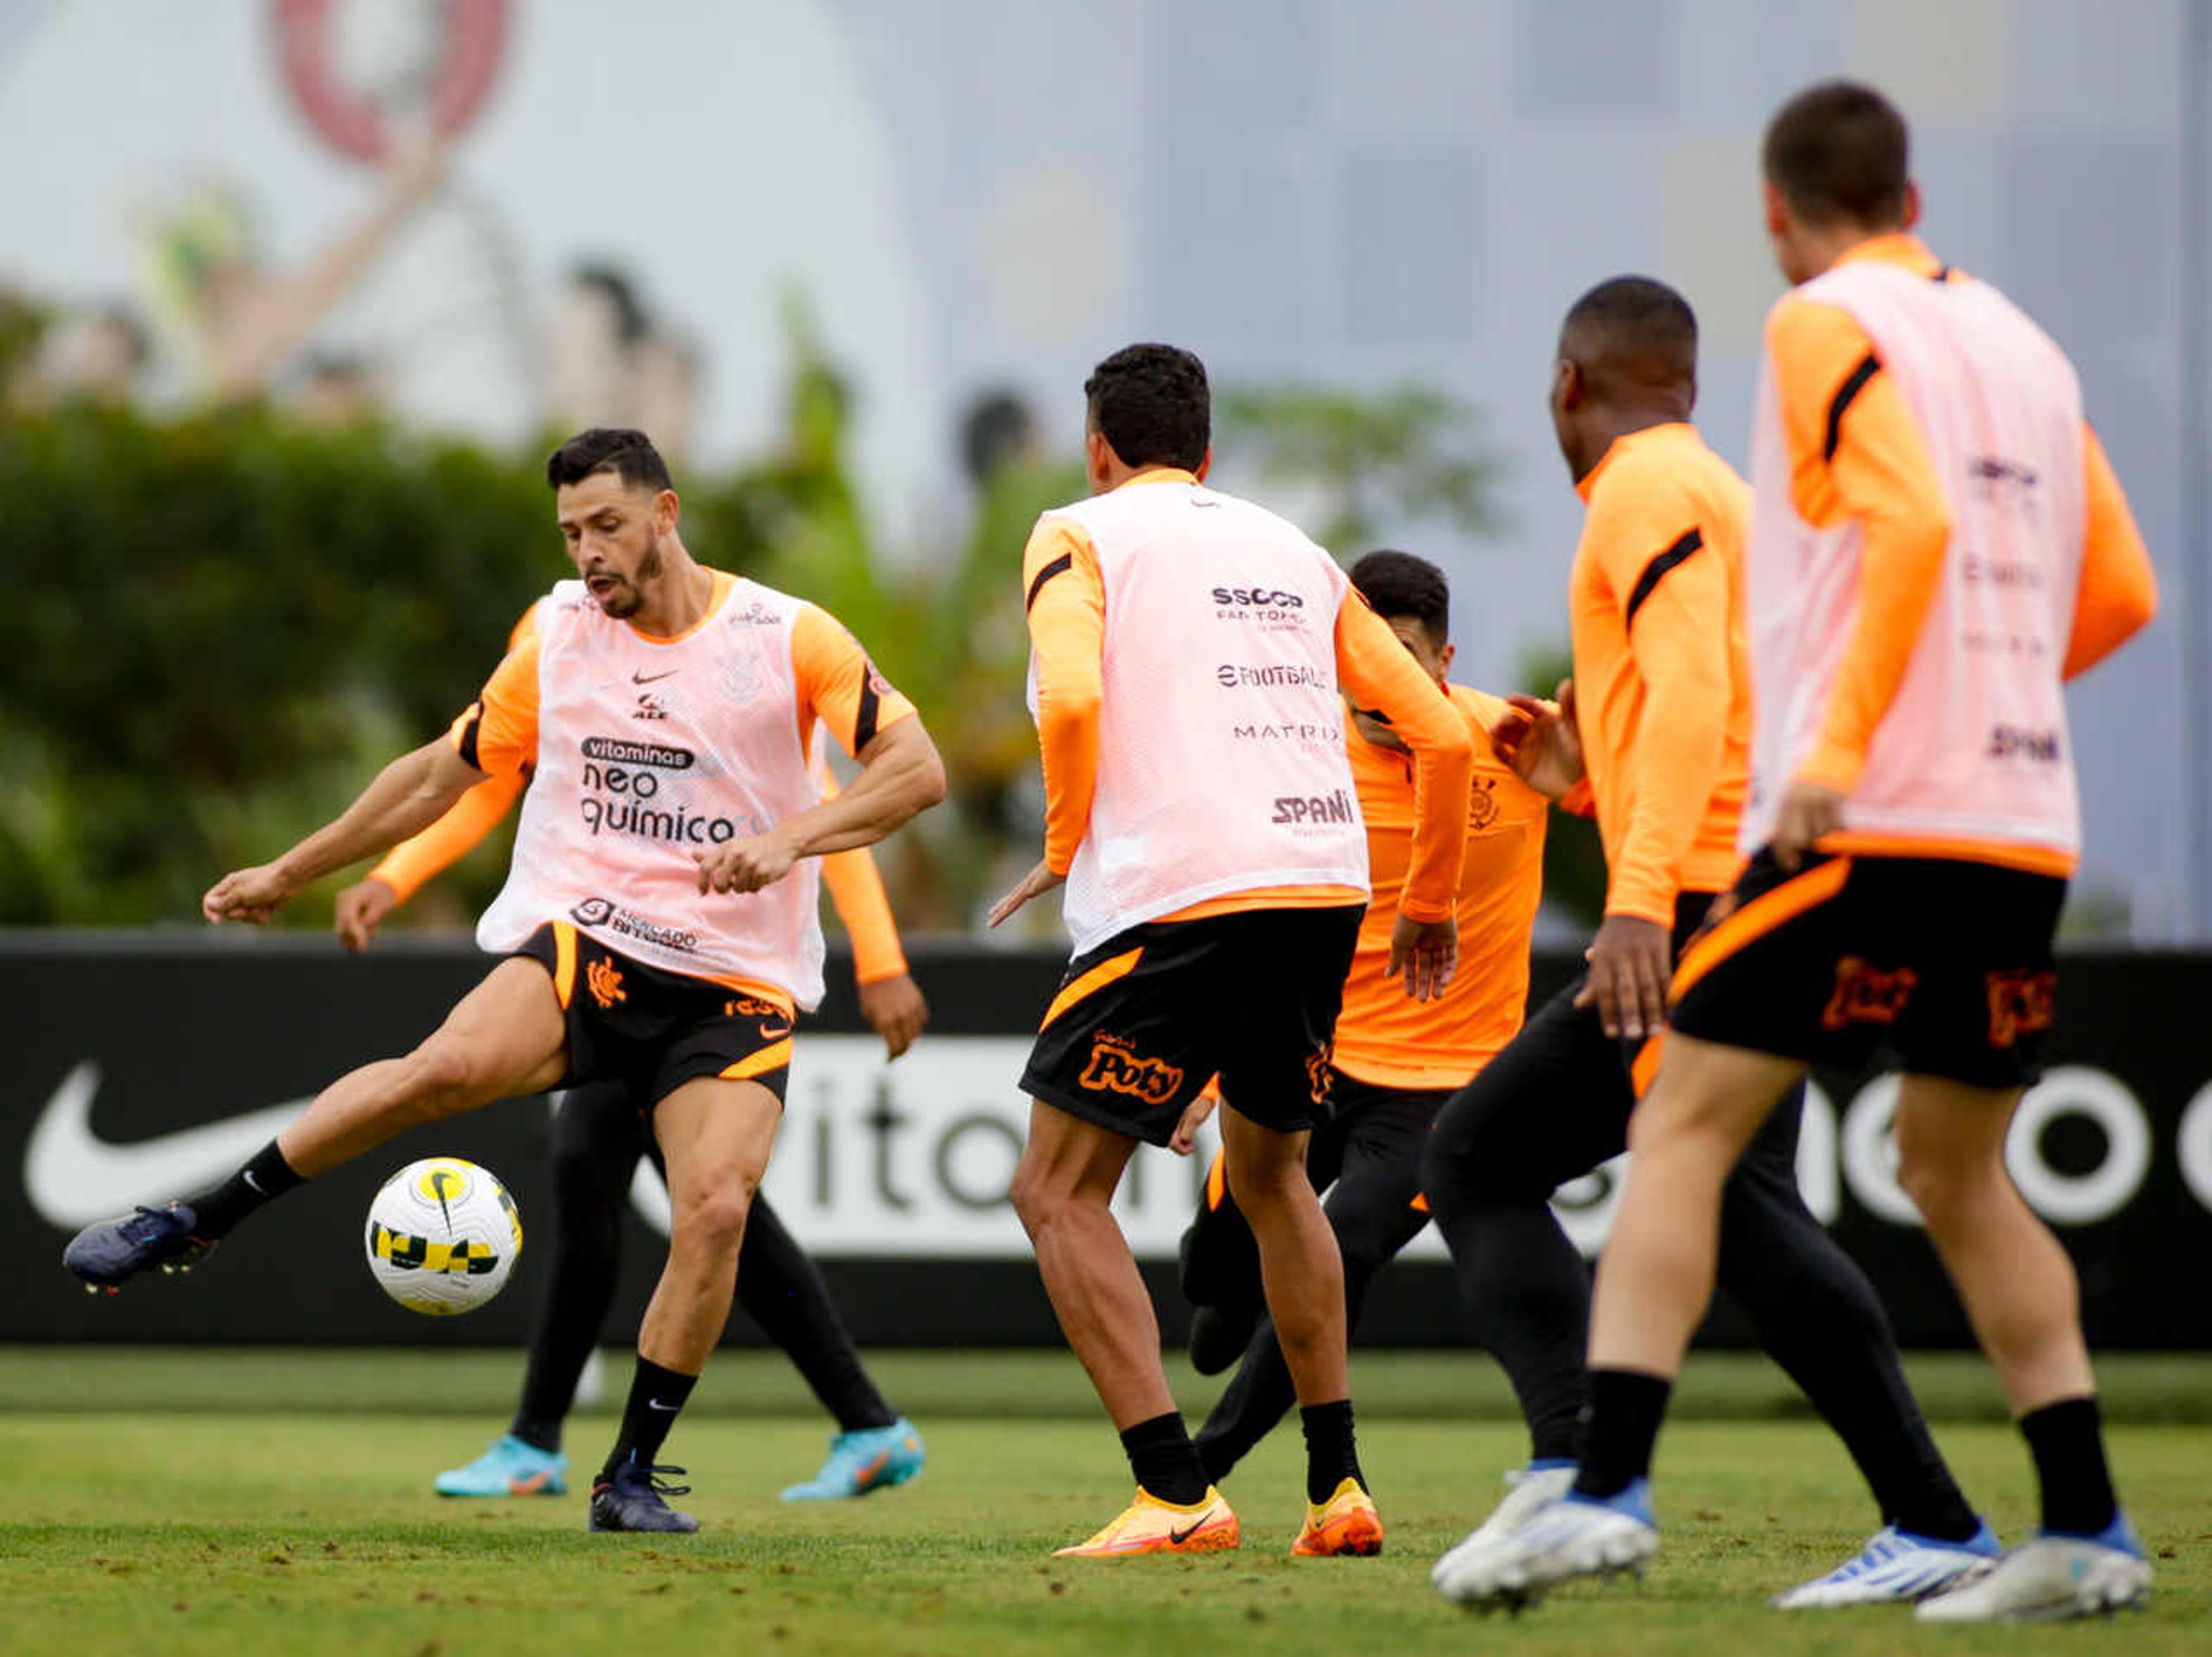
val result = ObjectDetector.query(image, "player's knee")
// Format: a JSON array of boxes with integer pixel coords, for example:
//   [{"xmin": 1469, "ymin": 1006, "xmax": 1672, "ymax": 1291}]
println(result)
[
  {"xmin": 671, "ymin": 1175, "xmax": 756, "ymax": 1253},
  {"xmin": 402, "ymin": 1041, "xmax": 498, "ymax": 1116},
  {"xmin": 1009, "ymin": 1158, "xmax": 1065, "ymax": 1238}
]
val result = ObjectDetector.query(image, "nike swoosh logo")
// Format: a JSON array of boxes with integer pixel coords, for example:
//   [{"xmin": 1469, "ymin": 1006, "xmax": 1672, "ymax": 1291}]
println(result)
[
  {"xmin": 25, "ymin": 1063, "xmax": 307, "ymax": 1228},
  {"xmin": 1168, "ymin": 1511, "xmax": 1218, "ymax": 1545},
  {"xmin": 632, "ymin": 668, "xmax": 679, "ymax": 685},
  {"xmin": 646, "ymin": 1398, "xmax": 681, "ymax": 1412}
]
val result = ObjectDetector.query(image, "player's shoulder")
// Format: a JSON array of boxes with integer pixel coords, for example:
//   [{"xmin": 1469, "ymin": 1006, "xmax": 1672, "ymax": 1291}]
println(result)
[
  {"xmin": 1448, "ymin": 683, "xmax": 1551, "ymax": 812},
  {"xmin": 1446, "ymin": 681, "xmax": 1509, "ymax": 734}
]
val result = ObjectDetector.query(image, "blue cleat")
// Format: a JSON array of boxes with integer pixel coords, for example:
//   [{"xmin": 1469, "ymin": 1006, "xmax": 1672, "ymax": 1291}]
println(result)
[
  {"xmin": 780, "ymin": 1417, "xmax": 925, "ymax": 1501},
  {"xmin": 1772, "ymin": 1519, "xmax": 2002, "ymax": 1607},
  {"xmin": 435, "ymin": 1434, "xmax": 569, "ymax": 1498},
  {"xmin": 63, "ymin": 1202, "xmax": 213, "ymax": 1291},
  {"xmin": 589, "ymin": 1461, "xmax": 699, "ymax": 1533}
]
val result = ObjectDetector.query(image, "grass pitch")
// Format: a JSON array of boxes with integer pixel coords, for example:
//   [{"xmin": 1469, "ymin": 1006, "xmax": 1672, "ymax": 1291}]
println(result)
[{"xmin": 2, "ymin": 1351, "xmax": 2205, "ymax": 1655}]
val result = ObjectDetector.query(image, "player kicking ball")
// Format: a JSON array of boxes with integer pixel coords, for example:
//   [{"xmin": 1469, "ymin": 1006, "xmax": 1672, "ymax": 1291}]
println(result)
[{"xmin": 63, "ymin": 427, "xmax": 944, "ymax": 1535}]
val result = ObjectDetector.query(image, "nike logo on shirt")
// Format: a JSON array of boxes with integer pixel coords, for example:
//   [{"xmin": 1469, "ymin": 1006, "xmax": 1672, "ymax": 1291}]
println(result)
[{"xmin": 631, "ymin": 668, "xmax": 679, "ymax": 685}]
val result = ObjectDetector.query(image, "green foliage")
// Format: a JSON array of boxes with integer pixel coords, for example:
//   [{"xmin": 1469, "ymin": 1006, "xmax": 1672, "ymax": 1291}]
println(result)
[
  {"xmin": 0, "ymin": 404, "xmax": 551, "ymax": 925},
  {"xmin": 1217, "ymin": 384, "xmax": 1506, "ymax": 554}
]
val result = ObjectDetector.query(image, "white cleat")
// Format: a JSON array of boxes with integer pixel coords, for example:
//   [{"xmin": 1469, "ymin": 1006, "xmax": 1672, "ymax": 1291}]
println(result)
[
  {"xmin": 1914, "ymin": 1517, "xmax": 2150, "ymax": 1624},
  {"xmin": 1433, "ymin": 1478, "xmax": 1658, "ymax": 1614},
  {"xmin": 1771, "ymin": 1520, "xmax": 2002, "ymax": 1607},
  {"xmin": 1431, "ymin": 1463, "xmax": 1577, "ymax": 1588}
]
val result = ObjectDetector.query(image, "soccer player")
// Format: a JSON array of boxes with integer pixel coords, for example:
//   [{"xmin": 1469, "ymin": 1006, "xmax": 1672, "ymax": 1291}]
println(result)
[
  {"xmin": 990, "ymin": 343, "xmax": 1476, "ymax": 1559},
  {"xmin": 1429, "ymin": 275, "xmax": 1993, "ymax": 1610},
  {"xmin": 1440, "ymin": 83, "xmax": 2158, "ymax": 1622},
  {"xmin": 330, "ymin": 638, "xmax": 926, "ymax": 1504},
  {"xmin": 1174, "ymin": 549, "xmax": 1550, "ymax": 1481},
  {"xmin": 63, "ymin": 427, "xmax": 945, "ymax": 1535}
]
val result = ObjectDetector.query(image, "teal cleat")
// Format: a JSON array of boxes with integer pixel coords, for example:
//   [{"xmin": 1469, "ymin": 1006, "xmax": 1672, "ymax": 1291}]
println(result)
[
  {"xmin": 780, "ymin": 1417, "xmax": 925, "ymax": 1501},
  {"xmin": 435, "ymin": 1434, "xmax": 569, "ymax": 1497}
]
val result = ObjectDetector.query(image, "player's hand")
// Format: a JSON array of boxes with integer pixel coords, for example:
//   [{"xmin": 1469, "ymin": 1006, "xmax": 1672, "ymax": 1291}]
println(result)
[
  {"xmin": 1490, "ymin": 680, "xmax": 1586, "ymax": 800},
  {"xmin": 1771, "ymin": 780, "xmax": 1847, "ymax": 871},
  {"xmin": 203, "ymin": 863, "xmax": 296, "ymax": 926},
  {"xmin": 1168, "ymin": 1089, "xmax": 1219, "ymax": 1157},
  {"xmin": 1388, "ymin": 915, "xmax": 1459, "ymax": 1002},
  {"xmin": 334, "ymin": 878, "xmax": 399, "ymax": 953},
  {"xmin": 858, "ymin": 971, "xmax": 929, "ymax": 1060},
  {"xmin": 1573, "ymin": 913, "xmax": 1674, "ymax": 1041},
  {"xmin": 987, "ymin": 858, "xmax": 1064, "ymax": 928},
  {"xmin": 696, "ymin": 830, "xmax": 800, "ymax": 894}
]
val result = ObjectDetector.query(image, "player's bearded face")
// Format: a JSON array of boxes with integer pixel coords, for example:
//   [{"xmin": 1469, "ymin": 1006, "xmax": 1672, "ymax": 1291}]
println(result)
[{"xmin": 584, "ymin": 526, "xmax": 663, "ymax": 619}]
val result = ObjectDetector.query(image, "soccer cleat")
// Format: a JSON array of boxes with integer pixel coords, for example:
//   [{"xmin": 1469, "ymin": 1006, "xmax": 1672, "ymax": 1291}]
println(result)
[
  {"xmin": 1187, "ymin": 1303, "xmax": 1261, "ymax": 1377},
  {"xmin": 1914, "ymin": 1514, "xmax": 2151, "ymax": 1623},
  {"xmin": 1771, "ymin": 1520, "xmax": 2002, "ymax": 1607},
  {"xmin": 780, "ymin": 1417, "xmax": 925, "ymax": 1501},
  {"xmin": 1053, "ymin": 1486, "xmax": 1240, "ymax": 1557},
  {"xmin": 588, "ymin": 1461, "xmax": 699, "ymax": 1533},
  {"xmin": 1291, "ymin": 1477, "xmax": 1384, "ymax": 1556},
  {"xmin": 434, "ymin": 1434, "xmax": 569, "ymax": 1498},
  {"xmin": 1433, "ymin": 1478, "xmax": 1658, "ymax": 1613},
  {"xmin": 63, "ymin": 1203, "xmax": 213, "ymax": 1289},
  {"xmin": 1431, "ymin": 1461, "xmax": 1578, "ymax": 1586}
]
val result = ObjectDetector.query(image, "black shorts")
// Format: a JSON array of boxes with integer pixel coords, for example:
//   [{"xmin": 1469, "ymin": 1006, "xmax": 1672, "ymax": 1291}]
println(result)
[
  {"xmin": 1022, "ymin": 905, "xmax": 1364, "ymax": 1147},
  {"xmin": 1668, "ymin": 850, "xmax": 2066, "ymax": 1089},
  {"xmin": 517, "ymin": 921, "xmax": 793, "ymax": 1108}
]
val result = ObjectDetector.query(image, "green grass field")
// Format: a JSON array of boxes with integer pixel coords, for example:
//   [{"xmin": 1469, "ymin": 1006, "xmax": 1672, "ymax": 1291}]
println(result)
[{"xmin": 3, "ymin": 1349, "xmax": 2205, "ymax": 1655}]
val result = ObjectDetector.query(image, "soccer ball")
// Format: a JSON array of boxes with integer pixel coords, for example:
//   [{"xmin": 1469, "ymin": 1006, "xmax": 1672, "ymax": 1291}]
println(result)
[{"xmin": 363, "ymin": 1156, "xmax": 522, "ymax": 1315}]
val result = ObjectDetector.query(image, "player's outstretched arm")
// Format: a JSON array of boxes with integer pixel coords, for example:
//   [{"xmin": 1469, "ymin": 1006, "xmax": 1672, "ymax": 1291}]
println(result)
[
  {"xmin": 696, "ymin": 716, "xmax": 946, "ymax": 896},
  {"xmin": 335, "ymin": 768, "xmax": 527, "ymax": 951},
  {"xmin": 204, "ymin": 736, "xmax": 486, "ymax": 925}
]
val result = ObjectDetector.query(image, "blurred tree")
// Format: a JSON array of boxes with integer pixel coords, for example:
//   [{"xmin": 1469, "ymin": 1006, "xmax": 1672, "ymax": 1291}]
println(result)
[{"xmin": 1217, "ymin": 384, "xmax": 1505, "ymax": 553}]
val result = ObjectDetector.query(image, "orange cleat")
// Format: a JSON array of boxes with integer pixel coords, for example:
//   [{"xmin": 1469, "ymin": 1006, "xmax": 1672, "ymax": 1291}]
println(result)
[
  {"xmin": 1053, "ymin": 1486, "xmax": 1240, "ymax": 1557},
  {"xmin": 1291, "ymin": 1478, "xmax": 1384, "ymax": 1557}
]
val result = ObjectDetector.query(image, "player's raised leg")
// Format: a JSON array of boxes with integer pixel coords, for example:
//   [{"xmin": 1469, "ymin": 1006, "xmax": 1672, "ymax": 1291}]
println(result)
[
  {"xmin": 1011, "ymin": 1100, "xmax": 1238, "ymax": 1557},
  {"xmin": 65, "ymin": 957, "xmax": 569, "ymax": 1290},
  {"xmin": 1900, "ymin": 1076, "xmax": 2149, "ymax": 1622},
  {"xmin": 587, "ymin": 1072, "xmax": 781, "ymax": 1534}
]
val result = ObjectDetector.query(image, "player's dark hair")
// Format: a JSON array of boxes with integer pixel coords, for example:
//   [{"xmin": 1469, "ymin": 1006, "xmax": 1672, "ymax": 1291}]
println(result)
[
  {"xmin": 545, "ymin": 427, "xmax": 675, "ymax": 494},
  {"xmin": 569, "ymin": 261, "xmax": 652, "ymax": 346},
  {"xmin": 1349, "ymin": 549, "xmax": 1450, "ymax": 646},
  {"xmin": 1084, "ymin": 343, "xmax": 1210, "ymax": 472},
  {"xmin": 1763, "ymin": 81, "xmax": 1911, "ymax": 229},
  {"xmin": 1560, "ymin": 276, "xmax": 1699, "ymax": 389}
]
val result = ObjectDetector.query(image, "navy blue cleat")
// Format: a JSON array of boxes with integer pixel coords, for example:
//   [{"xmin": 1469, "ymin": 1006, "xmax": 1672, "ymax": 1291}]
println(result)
[
  {"xmin": 589, "ymin": 1462, "xmax": 700, "ymax": 1533},
  {"xmin": 63, "ymin": 1203, "xmax": 213, "ymax": 1292}
]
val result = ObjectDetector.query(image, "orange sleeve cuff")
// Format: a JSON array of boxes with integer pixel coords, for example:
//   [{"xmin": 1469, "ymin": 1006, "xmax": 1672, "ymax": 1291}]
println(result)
[
  {"xmin": 819, "ymin": 844, "xmax": 908, "ymax": 983},
  {"xmin": 368, "ymin": 769, "xmax": 525, "ymax": 904},
  {"xmin": 1558, "ymin": 778, "xmax": 1596, "ymax": 818}
]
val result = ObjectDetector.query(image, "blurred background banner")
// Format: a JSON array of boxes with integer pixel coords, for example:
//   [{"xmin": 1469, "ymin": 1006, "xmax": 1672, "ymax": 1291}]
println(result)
[
  {"xmin": 0, "ymin": 0, "xmax": 2202, "ymax": 943},
  {"xmin": 8, "ymin": 935, "xmax": 2209, "ymax": 1348}
]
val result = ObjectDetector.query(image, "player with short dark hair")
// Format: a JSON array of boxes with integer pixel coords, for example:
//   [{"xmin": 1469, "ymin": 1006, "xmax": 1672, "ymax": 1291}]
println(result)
[
  {"xmin": 1431, "ymin": 272, "xmax": 2001, "ymax": 1611},
  {"xmin": 1440, "ymin": 84, "xmax": 2159, "ymax": 1622},
  {"xmin": 65, "ymin": 427, "xmax": 945, "ymax": 1535},
  {"xmin": 992, "ymin": 342, "xmax": 1476, "ymax": 1558},
  {"xmin": 331, "ymin": 597, "xmax": 927, "ymax": 1505},
  {"xmin": 1175, "ymin": 549, "xmax": 1551, "ymax": 1481}
]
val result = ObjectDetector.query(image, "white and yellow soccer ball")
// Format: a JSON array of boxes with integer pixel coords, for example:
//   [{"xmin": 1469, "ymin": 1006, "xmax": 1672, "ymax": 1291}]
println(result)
[{"xmin": 363, "ymin": 1157, "xmax": 522, "ymax": 1315}]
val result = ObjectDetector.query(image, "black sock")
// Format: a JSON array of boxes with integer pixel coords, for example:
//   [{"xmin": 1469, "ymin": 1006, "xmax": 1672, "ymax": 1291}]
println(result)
[
  {"xmin": 186, "ymin": 1140, "xmax": 306, "ymax": 1239},
  {"xmin": 2020, "ymin": 1396, "xmax": 2119, "ymax": 1536},
  {"xmin": 600, "ymin": 1357, "xmax": 698, "ymax": 1482},
  {"xmin": 1119, "ymin": 1412, "xmax": 1209, "ymax": 1506},
  {"xmin": 1299, "ymin": 1400, "xmax": 1364, "ymax": 1504},
  {"xmin": 1572, "ymin": 1368, "xmax": 1672, "ymax": 1500}
]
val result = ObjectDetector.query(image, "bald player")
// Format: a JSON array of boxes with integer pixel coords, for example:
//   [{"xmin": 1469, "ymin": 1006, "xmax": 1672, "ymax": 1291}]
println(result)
[
  {"xmin": 1431, "ymin": 276, "xmax": 1992, "ymax": 1611},
  {"xmin": 1440, "ymin": 84, "xmax": 2158, "ymax": 1622}
]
